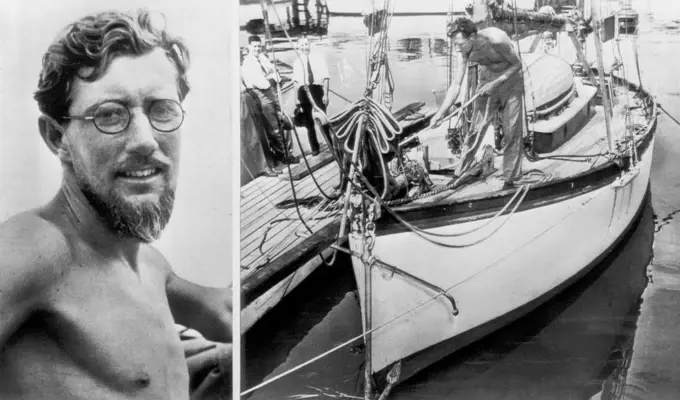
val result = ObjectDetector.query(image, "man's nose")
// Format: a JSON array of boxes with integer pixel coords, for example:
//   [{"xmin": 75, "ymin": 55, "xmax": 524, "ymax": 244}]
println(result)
[{"xmin": 125, "ymin": 109, "xmax": 159, "ymax": 156}]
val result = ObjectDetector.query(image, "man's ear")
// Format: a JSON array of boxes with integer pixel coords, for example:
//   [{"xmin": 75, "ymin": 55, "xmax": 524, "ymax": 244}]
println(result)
[{"xmin": 38, "ymin": 115, "xmax": 71, "ymax": 164}]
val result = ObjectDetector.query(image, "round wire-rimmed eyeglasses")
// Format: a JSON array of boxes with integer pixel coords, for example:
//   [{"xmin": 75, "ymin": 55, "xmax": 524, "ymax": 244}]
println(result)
[
  {"xmin": 452, "ymin": 35, "xmax": 470, "ymax": 49},
  {"xmin": 64, "ymin": 99, "xmax": 186, "ymax": 134}
]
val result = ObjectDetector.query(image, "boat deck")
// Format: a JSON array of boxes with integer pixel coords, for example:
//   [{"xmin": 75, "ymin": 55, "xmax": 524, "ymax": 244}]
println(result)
[{"xmin": 409, "ymin": 86, "xmax": 650, "ymax": 207}]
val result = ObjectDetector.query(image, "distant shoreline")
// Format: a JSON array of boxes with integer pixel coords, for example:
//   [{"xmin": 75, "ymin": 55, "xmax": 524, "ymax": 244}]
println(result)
[{"xmin": 240, "ymin": 0, "xmax": 290, "ymax": 5}]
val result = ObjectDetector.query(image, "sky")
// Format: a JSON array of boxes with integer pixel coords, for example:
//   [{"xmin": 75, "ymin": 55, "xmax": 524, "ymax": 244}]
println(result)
[{"xmin": 0, "ymin": 0, "xmax": 238, "ymax": 286}]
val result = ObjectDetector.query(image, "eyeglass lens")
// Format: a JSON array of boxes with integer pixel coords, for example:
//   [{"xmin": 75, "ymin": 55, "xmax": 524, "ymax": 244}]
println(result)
[{"xmin": 93, "ymin": 100, "xmax": 184, "ymax": 134}]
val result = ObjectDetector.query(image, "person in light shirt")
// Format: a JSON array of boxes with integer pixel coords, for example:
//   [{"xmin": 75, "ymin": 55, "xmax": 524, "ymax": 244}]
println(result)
[
  {"xmin": 292, "ymin": 35, "xmax": 331, "ymax": 156},
  {"xmin": 241, "ymin": 35, "xmax": 295, "ymax": 166}
]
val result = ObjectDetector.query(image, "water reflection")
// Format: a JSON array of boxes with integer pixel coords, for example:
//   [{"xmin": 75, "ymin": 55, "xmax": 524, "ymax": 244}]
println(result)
[
  {"xmin": 244, "ymin": 194, "xmax": 655, "ymax": 399},
  {"xmin": 394, "ymin": 37, "xmax": 450, "ymax": 62},
  {"xmin": 395, "ymin": 38, "xmax": 423, "ymax": 62},
  {"xmin": 430, "ymin": 38, "xmax": 450, "ymax": 59},
  {"xmin": 650, "ymin": 19, "xmax": 680, "ymax": 34}
]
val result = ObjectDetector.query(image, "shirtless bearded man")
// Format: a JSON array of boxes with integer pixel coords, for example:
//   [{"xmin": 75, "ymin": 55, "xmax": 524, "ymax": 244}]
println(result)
[
  {"xmin": 431, "ymin": 17, "xmax": 525, "ymax": 189},
  {"xmin": 0, "ymin": 10, "xmax": 231, "ymax": 399}
]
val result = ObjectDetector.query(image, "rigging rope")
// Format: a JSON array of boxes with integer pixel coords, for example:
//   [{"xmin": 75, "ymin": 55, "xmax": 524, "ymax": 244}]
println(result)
[
  {"xmin": 354, "ymin": 167, "xmax": 532, "ymax": 248},
  {"xmin": 659, "ymin": 104, "xmax": 680, "ymax": 126},
  {"xmin": 392, "ymin": 183, "xmax": 527, "ymax": 238}
]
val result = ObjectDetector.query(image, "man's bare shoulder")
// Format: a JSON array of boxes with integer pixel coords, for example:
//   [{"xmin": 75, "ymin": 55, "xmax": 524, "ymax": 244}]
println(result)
[
  {"xmin": 0, "ymin": 211, "xmax": 73, "ymax": 294},
  {"xmin": 479, "ymin": 27, "xmax": 513, "ymax": 44}
]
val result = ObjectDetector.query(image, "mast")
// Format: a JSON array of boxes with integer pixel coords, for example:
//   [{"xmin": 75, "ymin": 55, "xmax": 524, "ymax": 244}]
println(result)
[{"xmin": 592, "ymin": 17, "xmax": 614, "ymax": 151}]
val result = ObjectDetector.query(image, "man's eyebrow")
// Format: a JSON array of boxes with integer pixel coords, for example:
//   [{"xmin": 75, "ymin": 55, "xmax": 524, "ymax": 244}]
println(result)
[
  {"xmin": 81, "ymin": 97, "xmax": 130, "ymax": 112},
  {"xmin": 81, "ymin": 101, "xmax": 107, "ymax": 115}
]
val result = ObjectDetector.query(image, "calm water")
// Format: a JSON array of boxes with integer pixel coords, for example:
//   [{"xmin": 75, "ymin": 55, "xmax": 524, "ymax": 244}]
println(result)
[{"xmin": 243, "ymin": 0, "xmax": 680, "ymax": 398}]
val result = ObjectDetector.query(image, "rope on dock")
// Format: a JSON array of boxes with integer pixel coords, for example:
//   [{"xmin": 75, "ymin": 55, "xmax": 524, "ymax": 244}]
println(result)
[{"xmin": 240, "ymin": 159, "xmax": 340, "ymax": 270}]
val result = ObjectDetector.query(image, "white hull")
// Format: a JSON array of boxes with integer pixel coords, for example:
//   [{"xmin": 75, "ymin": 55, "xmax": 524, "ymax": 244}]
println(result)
[{"xmin": 350, "ymin": 136, "xmax": 655, "ymax": 377}]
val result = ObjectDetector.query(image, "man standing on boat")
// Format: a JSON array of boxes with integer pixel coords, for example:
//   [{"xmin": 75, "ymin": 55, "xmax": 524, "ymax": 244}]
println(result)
[
  {"xmin": 241, "ymin": 35, "xmax": 297, "ymax": 168},
  {"xmin": 431, "ymin": 17, "xmax": 525, "ymax": 189},
  {"xmin": 0, "ymin": 10, "xmax": 231, "ymax": 399},
  {"xmin": 292, "ymin": 35, "xmax": 332, "ymax": 156}
]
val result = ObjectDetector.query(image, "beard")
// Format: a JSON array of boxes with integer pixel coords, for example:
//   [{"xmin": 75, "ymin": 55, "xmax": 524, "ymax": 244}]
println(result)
[{"xmin": 76, "ymin": 170, "xmax": 175, "ymax": 243}]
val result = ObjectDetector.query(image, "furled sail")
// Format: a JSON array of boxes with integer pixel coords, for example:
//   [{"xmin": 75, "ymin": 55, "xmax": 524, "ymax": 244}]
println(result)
[
  {"xmin": 489, "ymin": 4, "xmax": 570, "ymax": 34},
  {"xmin": 533, "ymin": 0, "xmax": 584, "ymax": 13},
  {"xmin": 467, "ymin": 0, "xmax": 589, "ymax": 40}
]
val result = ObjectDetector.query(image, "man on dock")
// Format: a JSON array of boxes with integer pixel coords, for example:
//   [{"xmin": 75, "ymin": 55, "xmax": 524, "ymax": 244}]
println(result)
[
  {"xmin": 292, "ymin": 35, "xmax": 332, "ymax": 156},
  {"xmin": 241, "ymin": 35, "xmax": 297, "ymax": 170},
  {"xmin": 431, "ymin": 17, "xmax": 525, "ymax": 189},
  {"xmin": 0, "ymin": 10, "xmax": 231, "ymax": 399}
]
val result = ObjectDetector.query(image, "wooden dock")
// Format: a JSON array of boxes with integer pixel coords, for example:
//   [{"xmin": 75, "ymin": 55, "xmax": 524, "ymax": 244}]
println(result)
[
  {"xmin": 240, "ymin": 151, "xmax": 344, "ymax": 331},
  {"xmin": 240, "ymin": 157, "xmax": 342, "ymax": 291}
]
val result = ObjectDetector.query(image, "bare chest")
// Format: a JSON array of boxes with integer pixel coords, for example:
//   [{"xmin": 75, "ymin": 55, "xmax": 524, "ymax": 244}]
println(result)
[
  {"xmin": 0, "ymin": 260, "xmax": 188, "ymax": 398},
  {"xmin": 467, "ymin": 41, "xmax": 511, "ymax": 72}
]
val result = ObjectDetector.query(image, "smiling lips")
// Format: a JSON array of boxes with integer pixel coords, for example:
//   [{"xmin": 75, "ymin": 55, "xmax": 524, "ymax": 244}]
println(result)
[{"xmin": 118, "ymin": 167, "xmax": 164, "ymax": 180}]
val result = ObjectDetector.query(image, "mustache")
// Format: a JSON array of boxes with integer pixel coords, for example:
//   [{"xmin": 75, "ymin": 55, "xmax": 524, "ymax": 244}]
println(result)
[{"xmin": 114, "ymin": 155, "xmax": 170, "ymax": 173}]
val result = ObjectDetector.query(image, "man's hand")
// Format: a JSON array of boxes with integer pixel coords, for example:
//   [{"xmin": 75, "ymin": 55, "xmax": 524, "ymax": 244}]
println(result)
[
  {"xmin": 477, "ymin": 81, "xmax": 499, "ymax": 96},
  {"xmin": 322, "ymin": 93, "xmax": 328, "ymax": 107}
]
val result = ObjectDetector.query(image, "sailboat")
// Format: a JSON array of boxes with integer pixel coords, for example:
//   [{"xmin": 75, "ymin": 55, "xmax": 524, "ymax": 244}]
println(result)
[{"xmin": 332, "ymin": 0, "xmax": 657, "ymax": 392}]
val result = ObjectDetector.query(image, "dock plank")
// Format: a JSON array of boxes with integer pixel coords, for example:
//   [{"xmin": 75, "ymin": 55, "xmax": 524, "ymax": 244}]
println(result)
[
  {"xmin": 279, "ymin": 150, "xmax": 337, "ymax": 181},
  {"xmin": 243, "ymin": 201, "xmax": 340, "ymax": 254},
  {"xmin": 241, "ymin": 216, "xmax": 339, "ymax": 274},
  {"xmin": 242, "ymin": 218, "xmax": 342, "ymax": 305},
  {"xmin": 240, "ymin": 162, "xmax": 339, "ymax": 224},
  {"xmin": 240, "ymin": 167, "xmax": 339, "ymax": 248},
  {"xmin": 240, "ymin": 161, "xmax": 338, "ymax": 219},
  {"xmin": 241, "ymin": 202, "xmax": 339, "ymax": 264}
]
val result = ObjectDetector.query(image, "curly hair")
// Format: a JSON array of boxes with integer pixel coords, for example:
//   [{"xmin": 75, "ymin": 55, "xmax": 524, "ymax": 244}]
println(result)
[
  {"xmin": 447, "ymin": 17, "xmax": 478, "ymax": 38},
  {"xmin": 34, "ymin": 9, "xmax": 191, "ymax": 123}
]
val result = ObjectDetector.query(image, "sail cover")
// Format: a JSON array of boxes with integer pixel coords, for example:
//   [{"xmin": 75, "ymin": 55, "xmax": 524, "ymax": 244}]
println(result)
[{"xmin": 466, "ymin": 0, "xmax": 590, "ymax": 38}]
